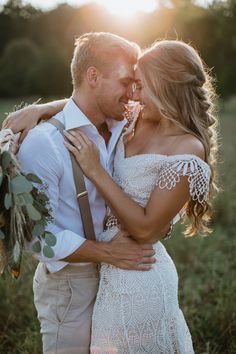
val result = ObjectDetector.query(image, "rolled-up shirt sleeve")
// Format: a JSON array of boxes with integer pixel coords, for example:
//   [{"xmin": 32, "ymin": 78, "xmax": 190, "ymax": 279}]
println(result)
[{"xmin": 18, "ymin": 126, "xmax": 86, "ymax": 270}]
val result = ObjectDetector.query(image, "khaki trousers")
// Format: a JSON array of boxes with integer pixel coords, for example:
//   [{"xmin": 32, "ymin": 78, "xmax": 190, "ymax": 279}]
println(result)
[{"xmin": 33, "ymin": 262, "xmax": 99, "ymax": 354}]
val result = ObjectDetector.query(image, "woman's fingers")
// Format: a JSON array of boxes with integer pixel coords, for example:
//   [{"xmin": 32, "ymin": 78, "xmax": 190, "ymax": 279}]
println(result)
[
  {"xmin": 18, "ymin": 129, "xmax": 30, "ymax": 144},
  {"xmin": 64, "ymin": 141, "xmax": 80, "ymax": 159},
  {"xmin": 63, "ymin": 130, "xmax": 85, "ymax": 150},
  {"xmin": 76, "ymin": 130, "xmax": 92, "ymax": 145},
  {"xmin": 2, "ymin": 105, "xmax": 40, "ymax": 134}
]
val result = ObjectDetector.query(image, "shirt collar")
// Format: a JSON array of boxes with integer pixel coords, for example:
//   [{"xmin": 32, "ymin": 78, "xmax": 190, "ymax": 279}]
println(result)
[
  {"xmin": 63, "ymin": 97, "xmax": 127, "ymax": 134},
  {"xmin": 106, "ymin": 117, "xmax": 127, "ymax": 136},
  {"xmin": 63, "ymin": 98, "xmax": 93, "ymax": 131}
]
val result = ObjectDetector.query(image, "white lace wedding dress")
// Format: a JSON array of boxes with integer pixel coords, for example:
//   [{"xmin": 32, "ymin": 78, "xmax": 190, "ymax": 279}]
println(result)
[{"xmin": 90, "ymin": 122, "xmax": 211, "ymax": 354}]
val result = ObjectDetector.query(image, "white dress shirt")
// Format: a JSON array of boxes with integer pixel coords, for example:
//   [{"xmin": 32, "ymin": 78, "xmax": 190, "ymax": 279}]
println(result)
[{"xmin": 18, "ymin": 98, "xmax": 126, "ymax": 272}]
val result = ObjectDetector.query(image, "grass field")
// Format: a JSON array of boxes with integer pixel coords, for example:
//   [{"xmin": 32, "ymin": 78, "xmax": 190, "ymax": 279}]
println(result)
[{"xmin": 0, "ymin": 98, "xmax": 235, "ymax": 354}]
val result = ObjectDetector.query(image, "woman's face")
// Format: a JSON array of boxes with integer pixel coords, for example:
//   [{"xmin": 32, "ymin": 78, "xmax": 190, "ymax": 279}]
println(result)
[{"xmin": 133, "ymin": 66, "xmax": 161, "ymax": 122}]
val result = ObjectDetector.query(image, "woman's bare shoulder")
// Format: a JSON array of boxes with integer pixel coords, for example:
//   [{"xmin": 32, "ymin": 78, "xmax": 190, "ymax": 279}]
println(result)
[{"xmin": 171, "ymin": 134, "xmax": 205, "ymax": 160}]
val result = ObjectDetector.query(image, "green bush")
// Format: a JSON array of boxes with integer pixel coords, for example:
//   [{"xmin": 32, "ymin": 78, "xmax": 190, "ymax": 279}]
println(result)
[{"xmin": 0, "ymin": 39, "xmax": 40, "ymax": 97}]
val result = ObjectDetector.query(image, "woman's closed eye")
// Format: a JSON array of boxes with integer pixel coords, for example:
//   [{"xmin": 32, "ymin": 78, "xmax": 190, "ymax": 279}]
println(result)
[{"xmin": 133, "ymin": 82, "xmax": 142, "ymax": 92}]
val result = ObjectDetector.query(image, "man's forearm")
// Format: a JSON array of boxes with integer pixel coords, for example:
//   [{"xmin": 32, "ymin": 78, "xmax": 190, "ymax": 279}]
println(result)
[
  {"xmin": 62, "ymin": 230, "xmax": 156, "ymax": 271},
  {"xmin": 62, "ymin": 240, "xmax": 110, "ymax": 263}
]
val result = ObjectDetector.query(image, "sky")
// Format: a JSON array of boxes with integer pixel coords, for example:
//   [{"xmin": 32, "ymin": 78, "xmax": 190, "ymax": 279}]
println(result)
[{"xmin": 0, "ymin": 0, "xmax": 212, "ymax": 12}]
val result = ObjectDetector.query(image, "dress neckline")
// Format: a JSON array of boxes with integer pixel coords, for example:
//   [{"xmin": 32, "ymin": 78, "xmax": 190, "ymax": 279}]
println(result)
[
  {"xmin": 121, "ymin": 109, "xmax": 209, "ymax": 168},
  {"xmin": 120, "ymin": 132, "xmax": 209, "ymax": 169}
]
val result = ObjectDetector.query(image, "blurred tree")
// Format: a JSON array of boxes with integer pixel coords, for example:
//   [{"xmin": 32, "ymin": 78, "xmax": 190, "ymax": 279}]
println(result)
[
  {"xmin": 30, "ymin": 45, "xmax": 71, "ymax": 96},
  {"xmin": 0, "ymin": 38, "xmax": 40, "ymax": 96},
  {"xmin": 0, "ymin": 0, "xmax": 41, "ymax": 55},
  {"xmin": 0, "ymin": 0, "xmax": 235, "ymax": 97}
]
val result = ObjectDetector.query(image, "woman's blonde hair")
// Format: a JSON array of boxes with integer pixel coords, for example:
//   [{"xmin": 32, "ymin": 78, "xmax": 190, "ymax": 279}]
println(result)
[{"xmin": 138, "ymin": 40, "xmax": 218, "ymax": 236}]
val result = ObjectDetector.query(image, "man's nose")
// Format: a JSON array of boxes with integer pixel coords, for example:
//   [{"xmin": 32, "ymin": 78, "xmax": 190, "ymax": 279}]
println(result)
[
  {"xmin": 127, "ymin": 84, "xmax": 134, "ymax": 100},
  {"xmin": 132, "ymin": 88, "xmax": 140, "ymax": 102}
]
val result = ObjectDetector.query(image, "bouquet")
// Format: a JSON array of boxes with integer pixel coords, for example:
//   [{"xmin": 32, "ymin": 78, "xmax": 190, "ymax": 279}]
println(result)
[{"xmin": 0, "ymin": 129, "xmax": 56, "ymax": 279}]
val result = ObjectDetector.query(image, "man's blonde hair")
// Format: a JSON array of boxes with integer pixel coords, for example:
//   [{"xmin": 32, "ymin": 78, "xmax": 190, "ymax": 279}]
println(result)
[{"xmin": 71, "ymin": 32, "xmax": 140, "ymax": 88}]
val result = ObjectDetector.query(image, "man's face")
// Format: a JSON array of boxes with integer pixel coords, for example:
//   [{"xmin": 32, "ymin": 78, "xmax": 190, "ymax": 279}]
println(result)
[{"xmin": 95, "ymin": 58, "xmax": 135, "ymax": 121}]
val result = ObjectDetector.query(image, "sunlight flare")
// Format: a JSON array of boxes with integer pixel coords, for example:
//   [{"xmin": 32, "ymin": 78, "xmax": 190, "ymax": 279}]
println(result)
[{"xmin": 96, "ymin": 0, "xmax": 157, "ymax": 17}]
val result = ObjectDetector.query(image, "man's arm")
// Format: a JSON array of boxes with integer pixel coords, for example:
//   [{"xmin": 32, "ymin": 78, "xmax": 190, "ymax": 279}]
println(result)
[
  {"xmin": 63, "ymin": 231, "xmax": 156, "ymax": 271},
  {"xmin": 19, "ymin": 126, "xmax": 155, "ymax": 271}
]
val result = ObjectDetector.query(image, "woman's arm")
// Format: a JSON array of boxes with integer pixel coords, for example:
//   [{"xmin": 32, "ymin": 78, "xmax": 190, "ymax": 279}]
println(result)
[
  {"xmin": 64, "ymin": 130, "xmax": 191, "ymax": 243},
  {"xmin": 2, "ymin": 99, "xmax": 68, "ymax": 143}
]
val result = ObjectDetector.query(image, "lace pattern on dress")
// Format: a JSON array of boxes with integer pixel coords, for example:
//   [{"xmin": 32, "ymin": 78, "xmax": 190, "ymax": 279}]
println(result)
[
  {"xmin": 157, "ymin": 156, "xmax": 211, "ymax": 203},
  {"xmin": 105, "ymin": 213, "xmax": 118, "ymax": 230}
]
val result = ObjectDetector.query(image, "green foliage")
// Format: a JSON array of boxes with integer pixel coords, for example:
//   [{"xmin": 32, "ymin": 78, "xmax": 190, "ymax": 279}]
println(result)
[
  {"xmin": 4, "ymin": 192, "xmax": 12, "ymax": 209},
  {"xmin": 25, "ymin": 204, "xmax": 41, "ymax": 221},
  {"xmin": 26, "ymin": 173, "xmax": 42, "ymax": 184},
  {"xmin": 0, "ymin": 256, "xmax": 42, "ymax": 354},
  {"xmin": 165, "ymin": 224, "xmax": 236, "ymax": 354},
  {"xmin": 0, "ymin": 139, "xmax": 55, "ymax": 277},
  {"xmin": 31, "ymin": 240, "xmax": 41, "ymax": 253},
  {"xmin": 2, "ymin": 151, "xmax": 12, "ymax": 170},
  {"xmin": 44, "ymin": 232, "xmax": 57, "ymax": 247},
  {"xmin": 10, "ymin": 175, "xmax": 33, "ymax": 194},
  {"xmin": 42, "ymin": 244, "xmax": 54, "ymax": 258},
  {"xmin": 0, "ymin": 0, "xmax": 235, "ymax": 97},
  {"xmin": 0, "ymin": 229, "xmax": 5, "ymax": 239},
  {"xmin": 0, "ymin": 38, "xmax": 40, "ymax": 97}
]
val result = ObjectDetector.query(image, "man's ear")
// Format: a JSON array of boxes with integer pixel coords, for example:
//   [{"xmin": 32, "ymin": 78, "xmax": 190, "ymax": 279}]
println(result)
[{"xmin": 86, "ymin": 66, "xmax": 100, "ymax": 87}]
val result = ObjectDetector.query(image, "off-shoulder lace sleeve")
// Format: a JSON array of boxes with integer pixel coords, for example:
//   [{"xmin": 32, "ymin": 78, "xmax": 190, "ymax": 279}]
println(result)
[{"xmin": 156, "ymin": 155, "xmax": 211, "ymax": 203}]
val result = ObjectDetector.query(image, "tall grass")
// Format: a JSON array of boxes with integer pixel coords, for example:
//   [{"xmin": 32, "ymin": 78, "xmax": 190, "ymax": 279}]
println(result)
[{"xmin": 0, "ymin": 97, "xmax": 235, "ymax": 353}]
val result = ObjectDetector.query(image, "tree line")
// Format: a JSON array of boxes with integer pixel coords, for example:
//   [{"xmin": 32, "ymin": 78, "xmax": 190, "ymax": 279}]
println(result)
[{"xmin": 0, "ymin": 0, "xmax": 235, "ymax": 98}]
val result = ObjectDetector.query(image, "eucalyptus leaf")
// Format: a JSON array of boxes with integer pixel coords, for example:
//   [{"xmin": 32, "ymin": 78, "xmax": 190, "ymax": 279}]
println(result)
[
  {"xmin": 45, "ymin": 232, "xmax": 56, "ymax": 247},
  {"xmin": 4, "ymin": 193, "xmax": 12, "ymax": 210},
  {"xmin": 13, "ymin": 240, "xmax": 21, "ymax": 263},
  {"xmin": 26, "ymin": 173, "xmax": 42, "ymax": 184},
  {"xmin": 33, "ymin": 223, "xmax": 45, "ymax": 236},
  {"xmin": 2, "ymin": 151, "xmax": 11, "ymax": 170},
  {"xmin": 15, "ymin": 194, "xmax": 25, "ymax": 206},
  {"xmin": 32, "ymin": 240, "xmax": 41, "ymax": 253},
  {"xmin": 10, "ymin": 175, "xmax": 33, "ymax": 194},
  {"xmin": 22, "ymin": 192, "xmax": 33, "ymax": 204},
  {"xmin": 43, "ymin": 245, "xmax": 54, "ymax": 258},
  {"xmin": 0, "ymin": 229, "xmax": 5, "ymax": 240},
  {"xmin": 26, "ymin": 204, "xmax": 41, "ymax": 221}
]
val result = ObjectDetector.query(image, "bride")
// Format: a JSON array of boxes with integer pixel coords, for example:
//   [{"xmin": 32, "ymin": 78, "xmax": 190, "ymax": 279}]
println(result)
[
  {"xmin": 63, "ymin": 40, "xmax": 218, "ymax": 353},
  {"xmin": 3, "ymin": 40, "xmax": 218, "ymax": 353}
]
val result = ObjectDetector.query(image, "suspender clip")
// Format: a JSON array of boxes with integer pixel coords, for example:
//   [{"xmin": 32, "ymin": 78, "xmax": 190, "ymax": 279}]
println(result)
[{"xmin": 77, "ymin": 191, "xmax": 88, "ymax": 198}]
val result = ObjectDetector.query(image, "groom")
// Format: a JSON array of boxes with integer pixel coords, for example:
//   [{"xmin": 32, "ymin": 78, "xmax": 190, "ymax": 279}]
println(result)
[{"xmin": 5, "ymin": 33, "xmax": 158, "ymax": 354}]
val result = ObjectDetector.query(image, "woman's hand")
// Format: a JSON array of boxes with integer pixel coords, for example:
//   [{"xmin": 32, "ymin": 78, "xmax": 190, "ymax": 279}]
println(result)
[
  {"xmin": 0, "ymin": 129, "xmax": 20, "ymax": 153},
  {"xmin": 2, "ymin": 99, "xmax": 67, "ymax": 144},
  {"xmin": 2, "ymin": 105, "xmax": 41, "ymax": 143},
  {"xmin": 64, "ymin": 129, "xmax": 102, "ymax": 179}
]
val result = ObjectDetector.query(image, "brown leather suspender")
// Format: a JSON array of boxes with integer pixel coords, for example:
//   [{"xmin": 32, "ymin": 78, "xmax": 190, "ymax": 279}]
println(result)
[{"xmin": 48, "ymin": 117, "xmax": 96, "ymax": 241}]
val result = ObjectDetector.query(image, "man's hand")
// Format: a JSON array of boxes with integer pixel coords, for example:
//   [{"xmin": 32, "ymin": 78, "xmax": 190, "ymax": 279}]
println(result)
[{"xmin": 103, "ymin": 229, "xmax": 156, "ymax": 271}]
